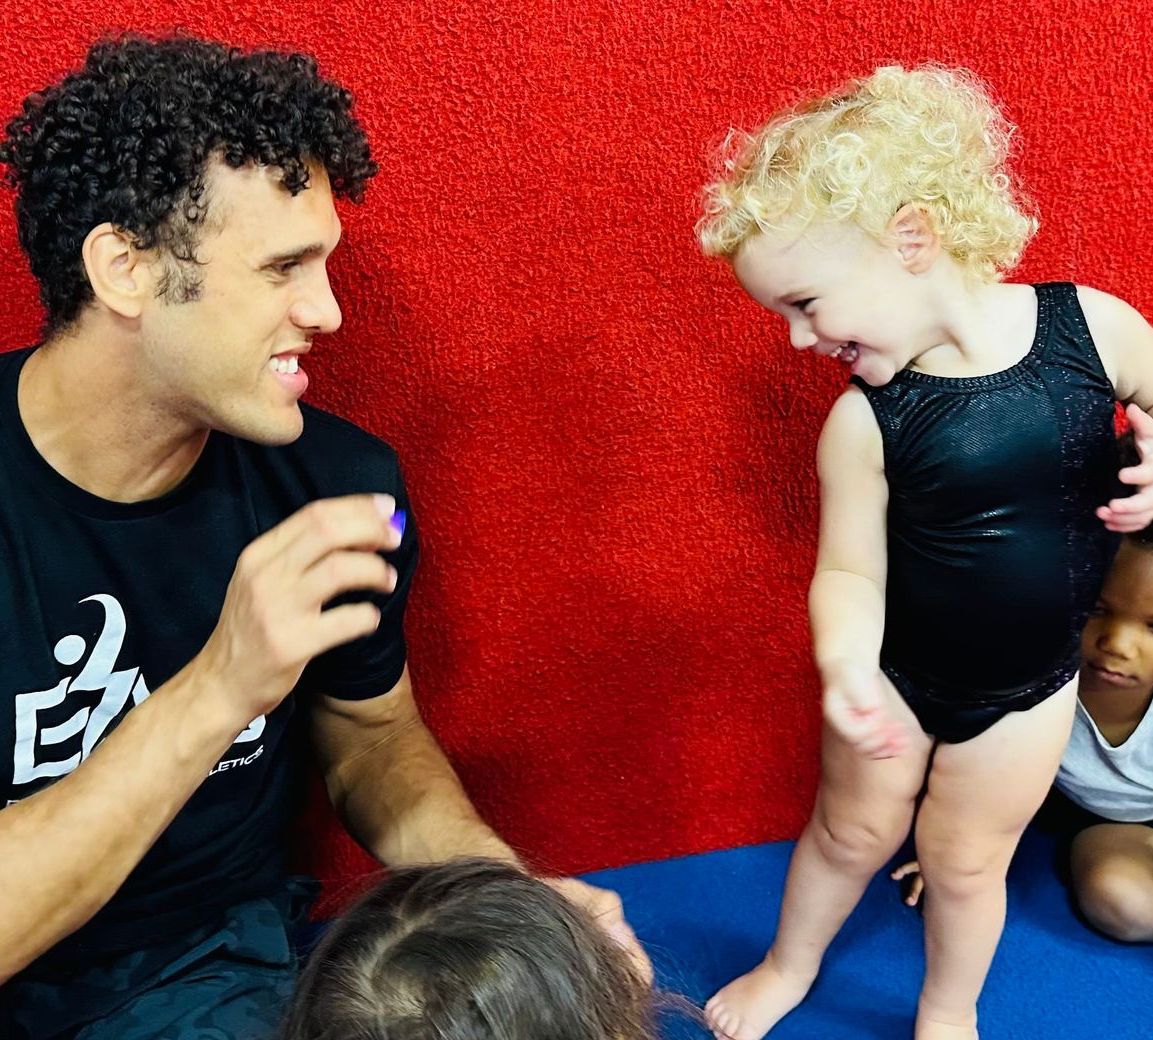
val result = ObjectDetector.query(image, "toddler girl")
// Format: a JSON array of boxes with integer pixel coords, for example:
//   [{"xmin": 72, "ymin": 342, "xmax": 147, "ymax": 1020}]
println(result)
[{"xmin": 697, "ymin": 65, "xmax": 1153, "ymax": 1039}]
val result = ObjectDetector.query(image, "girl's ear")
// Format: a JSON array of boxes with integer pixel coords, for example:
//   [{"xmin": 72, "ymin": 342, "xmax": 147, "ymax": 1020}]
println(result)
[{"xmin": 887, "ymin": 205, "xmax": 941, "ymax": 274}]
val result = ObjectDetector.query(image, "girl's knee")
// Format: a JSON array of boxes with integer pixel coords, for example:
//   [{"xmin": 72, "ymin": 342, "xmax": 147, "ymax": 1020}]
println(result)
[
  {"xmin": 810, "ymin": 811, "xmax": 908, "ymax": 872},
  {"xmin": 1077, "ymin": 864, "xmax": 1153, "ymax": 942},
  {"xmin": 916, "ymin": 834, "xmax": 1015, "ymax": 899}
]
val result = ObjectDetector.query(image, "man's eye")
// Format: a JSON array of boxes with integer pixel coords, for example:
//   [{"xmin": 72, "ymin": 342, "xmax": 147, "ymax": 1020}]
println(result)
[{"xmin": 275, "ymin": 262, "xmax": 300, "ymax": 275}]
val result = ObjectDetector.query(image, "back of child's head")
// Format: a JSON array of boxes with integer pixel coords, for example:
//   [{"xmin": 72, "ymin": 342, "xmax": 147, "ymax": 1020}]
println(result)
[
  {"xmin": 280, "ymin": 858, "xmax": 658, "ymax": 1040},
  {"xmin": 697, "ymin": 65, "xmax": 1037, "ymax": 282}
]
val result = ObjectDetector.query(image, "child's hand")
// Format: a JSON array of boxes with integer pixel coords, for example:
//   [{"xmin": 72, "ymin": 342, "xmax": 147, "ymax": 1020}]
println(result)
[
  {"xmin": 1098, "ymin": 404, "xmax": 1153, "ymax": 532},
  {"xmin": 821, "ymin": 661, "xmax": 909, "ymax": 759},
  {"xmin": 890, "ymin": 859, "xmax": 924, "ymax": 906}
]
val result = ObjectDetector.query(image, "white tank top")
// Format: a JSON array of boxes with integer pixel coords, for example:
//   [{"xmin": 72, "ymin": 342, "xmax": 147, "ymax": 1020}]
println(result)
[{"xmin": 1055, "ymin": 697, "xmax": 1153, "ymax": 822}]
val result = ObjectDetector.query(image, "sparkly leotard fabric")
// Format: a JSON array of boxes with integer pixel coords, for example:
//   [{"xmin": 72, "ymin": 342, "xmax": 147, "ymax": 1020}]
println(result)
[{"xmin": 852, "ymin": 283, "xmax": 1120, "ymax": 743}]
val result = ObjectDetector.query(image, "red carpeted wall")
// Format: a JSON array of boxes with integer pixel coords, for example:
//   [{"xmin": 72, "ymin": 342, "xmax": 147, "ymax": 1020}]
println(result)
[{"xmin": 2, "ymin": 2, "xmax": 1152, "ymax": 892}]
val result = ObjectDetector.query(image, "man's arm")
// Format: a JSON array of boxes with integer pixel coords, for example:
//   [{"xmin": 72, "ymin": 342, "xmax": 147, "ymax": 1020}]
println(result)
[
  {"xmin": 0, "ymin": 662, "xmax": 251, "ymax": 983},
  {"xmin": 311, "ymin": 668, "xmax": 653, "ymax": 979},
  {"xmin": 0, "ymin": 493, "xmax": 402, "ymax": 982},
  {"xmin": 311, "ymin": 667, "xmax": 519, "ymax": 865}
]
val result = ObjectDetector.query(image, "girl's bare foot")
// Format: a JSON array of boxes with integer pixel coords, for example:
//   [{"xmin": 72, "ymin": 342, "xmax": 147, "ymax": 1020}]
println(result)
[
  {"xmin": 704, "ymin": 954, "xmax": 816, "ymax": 1040},
  {"xmin": 914, "ymin": 1004, "xmax": 978, "ymax": 1040}
]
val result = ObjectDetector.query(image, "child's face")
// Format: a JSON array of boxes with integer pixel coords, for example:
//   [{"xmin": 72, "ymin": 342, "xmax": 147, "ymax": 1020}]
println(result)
[
  {"xmin": 731, "ymin": 218, "xmax": 928, "ymax": 387},
  {"xmin": 1081, "ymin": 541, "xmax": 1153, "ymax": 696}
]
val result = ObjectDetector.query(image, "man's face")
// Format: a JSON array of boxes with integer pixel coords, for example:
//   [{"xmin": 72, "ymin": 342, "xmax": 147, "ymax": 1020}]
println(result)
[{"xmin": 137, "ymin": 159, "xmax": 343, "ymax": 445}]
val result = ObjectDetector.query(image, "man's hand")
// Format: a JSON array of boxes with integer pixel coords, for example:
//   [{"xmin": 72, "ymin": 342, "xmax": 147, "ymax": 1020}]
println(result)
[
  {"xmin": 196, "ymin": 493, "xmax": 403, "ymax": 729},
  {"xmin": 544, "ymin": 876, "xmax": 653, "ymax": 983},
  {"xmin": 822, "ymin": 660, "xmax": 909, "ymax": 759},
  {"xmin": 1098, "ymin": 405, "xmax": 1153, "ymax": 532}
]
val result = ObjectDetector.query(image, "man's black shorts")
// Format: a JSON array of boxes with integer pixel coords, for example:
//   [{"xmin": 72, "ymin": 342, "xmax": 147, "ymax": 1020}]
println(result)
[{"xmin": 0, "ymin": 877, "xmax": 319, "ymax": 1040}]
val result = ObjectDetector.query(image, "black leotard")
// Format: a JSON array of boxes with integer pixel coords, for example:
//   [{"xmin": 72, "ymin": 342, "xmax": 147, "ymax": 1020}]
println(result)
[{"xmin": 852, "ymin": 282, "xmax": 1119, "ymax": 743}]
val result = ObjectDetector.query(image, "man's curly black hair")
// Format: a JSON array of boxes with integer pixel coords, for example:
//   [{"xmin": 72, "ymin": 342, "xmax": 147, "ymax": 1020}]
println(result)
[{"xmin": 0, "ymin": 33, "xmax": 378, "ymax": 333}]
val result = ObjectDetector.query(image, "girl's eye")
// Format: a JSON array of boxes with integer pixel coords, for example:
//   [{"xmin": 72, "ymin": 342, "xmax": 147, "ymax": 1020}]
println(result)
[{"xmin": 792, "ymin": 298, "xmax": 816, "ymax": 314}]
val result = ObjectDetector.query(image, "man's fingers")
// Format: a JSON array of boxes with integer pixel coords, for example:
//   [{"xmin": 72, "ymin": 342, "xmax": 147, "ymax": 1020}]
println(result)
[
  {"xmin": 606, "ymin": 919, "xmax": 654, "ymax": 983},
  {"xmin": 308, "ymin": 602, "xmax": 383, "ymax": 657},
  {"xmin": 261, "ymin": 494, "xmax": 403, "ymax": 571},
  {"xmin": 544, "ymin": 879, "xmax": 652, "ymax": 982},
  {"xmin": 302, "ymin": 549, "xmax": 397, "ymax": 607}
]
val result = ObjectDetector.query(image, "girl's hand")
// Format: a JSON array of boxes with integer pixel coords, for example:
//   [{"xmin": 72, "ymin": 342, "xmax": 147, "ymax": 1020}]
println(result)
[
  {"xmin": 1098, "ymin": 404, "xmax": 1153, "ymax": 532},
  {"xmin": 821, "ymin": 660, "xmax": 909, "ymax": 759},
  {"xmin": 890, "ymin": 859, "xmax": 924, "ymax": 906}
]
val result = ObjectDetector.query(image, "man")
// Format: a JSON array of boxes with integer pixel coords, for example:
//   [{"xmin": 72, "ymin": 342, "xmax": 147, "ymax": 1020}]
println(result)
[{"xmin": 0, "ymin": 33, "xmax": 641, "ymax": 1039}]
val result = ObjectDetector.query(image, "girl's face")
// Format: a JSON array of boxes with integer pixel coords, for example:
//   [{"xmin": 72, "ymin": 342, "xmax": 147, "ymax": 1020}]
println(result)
[
  {"xmin": 1081, "ymin": 541, "xmax": 1153, "ymax": 697},
  {"xmin": 731, "ymin": 218, "xmax": 931, "ymax": 387}
]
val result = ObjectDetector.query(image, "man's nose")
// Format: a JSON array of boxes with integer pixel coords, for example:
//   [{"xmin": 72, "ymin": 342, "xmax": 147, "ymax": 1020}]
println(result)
[{"xmin": 293, "ymin": 271, "xmax": 343, "ymax": 335}]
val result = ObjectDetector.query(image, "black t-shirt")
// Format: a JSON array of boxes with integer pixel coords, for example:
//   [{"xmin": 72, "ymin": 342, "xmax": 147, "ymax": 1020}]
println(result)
[{"xmin": 0, "ymin": 346, "xmax": 418, "ymax": 967}]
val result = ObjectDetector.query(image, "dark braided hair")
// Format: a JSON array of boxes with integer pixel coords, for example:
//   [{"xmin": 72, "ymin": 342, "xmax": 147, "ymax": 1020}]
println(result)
[{"xmin": 0, "ymin": 33, "xmax": 377, "ymax": 333}]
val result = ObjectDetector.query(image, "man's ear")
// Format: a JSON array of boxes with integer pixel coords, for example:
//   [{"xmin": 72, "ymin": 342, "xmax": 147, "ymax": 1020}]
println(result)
[
  {"xmin": 887, "ymin": 204, "xmax": 941, "ymax": 274},
  {"xmin": 81, "ymin": 223, "xmax": 159, "ymax": 319}
]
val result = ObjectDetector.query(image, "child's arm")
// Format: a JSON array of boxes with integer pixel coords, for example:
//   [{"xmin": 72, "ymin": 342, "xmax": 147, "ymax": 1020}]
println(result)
[
  {"xmin": 1078, "ymin": 287, "xmax": 1153, "ymax": 532},
  {"xmin": 810, "ymin": 387, "xmax": 908, "ymax": 758}
]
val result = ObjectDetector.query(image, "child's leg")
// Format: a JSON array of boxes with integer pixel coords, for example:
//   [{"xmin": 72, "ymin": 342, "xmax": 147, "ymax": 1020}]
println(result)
[
  {"xmin": 1069, "ymin": 823, "xmax": 1153, "ymax": 941},
  {"xmin": 913, "ymin": 678, "xmax": 1077, "ymax": 1040},
  {"xmin": 707, "ymin": 681, "xmax": 933, "ymax": 1040}
]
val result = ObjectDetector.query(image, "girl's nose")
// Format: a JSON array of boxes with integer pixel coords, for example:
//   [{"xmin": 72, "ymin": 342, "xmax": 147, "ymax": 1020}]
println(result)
[{"xmin": 789, "ymin": 322, "xmax": 818, "ymax": 351}]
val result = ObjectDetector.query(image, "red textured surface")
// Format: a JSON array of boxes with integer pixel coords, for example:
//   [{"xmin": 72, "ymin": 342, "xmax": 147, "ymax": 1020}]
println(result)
[{"xmin": 2, "ymin": 3, "xmax": 1152, "ymax": 894}]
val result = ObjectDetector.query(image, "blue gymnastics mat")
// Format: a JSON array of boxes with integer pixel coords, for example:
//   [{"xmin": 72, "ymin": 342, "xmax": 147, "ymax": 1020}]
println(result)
[{"xmin": 583, "ymin": 826, "xmax": 1150, "ymax": 1039}]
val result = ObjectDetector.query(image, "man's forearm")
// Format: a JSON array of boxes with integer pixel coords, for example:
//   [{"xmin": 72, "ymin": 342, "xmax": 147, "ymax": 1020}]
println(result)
[
  {"xmin": 333, "ymin": 720, "xmax": 520, "ymax": 867},
  {"xmin": 0, "ymin": 661, "xmax": 249, "ymax": 981}
]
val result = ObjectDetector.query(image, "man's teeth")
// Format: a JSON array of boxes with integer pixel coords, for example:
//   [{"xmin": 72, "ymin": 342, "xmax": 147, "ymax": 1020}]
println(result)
[{"xmin": 269, "ymin": 356, "xmax": 300, "ymax": 375}]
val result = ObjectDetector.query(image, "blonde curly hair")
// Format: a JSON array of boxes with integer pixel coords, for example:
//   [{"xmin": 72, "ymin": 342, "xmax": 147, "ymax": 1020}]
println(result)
[{"xmin": 697, "ymin": 65, "xmax": 1038, "ymax": 282}]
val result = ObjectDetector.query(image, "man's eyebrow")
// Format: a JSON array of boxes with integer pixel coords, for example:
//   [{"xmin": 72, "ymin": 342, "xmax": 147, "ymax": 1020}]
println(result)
[{"xmin": 257, "ymin": 243, "xmax": 327, "ymax": 267}]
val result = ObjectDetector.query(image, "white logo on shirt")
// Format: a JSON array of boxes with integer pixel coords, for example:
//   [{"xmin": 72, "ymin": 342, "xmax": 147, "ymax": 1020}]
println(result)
[{"xmin": 11, "ymin": 594, "xmax": 264, "ymax": 791}]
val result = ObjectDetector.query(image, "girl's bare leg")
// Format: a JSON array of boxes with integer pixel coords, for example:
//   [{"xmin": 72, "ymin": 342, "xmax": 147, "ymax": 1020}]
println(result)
[
  {"xmin": 707, "ymin": 679, "xmax": 933, "ymax": 1040},
  {"xmin": 1070, "ymin": 823, "xmax": 1153, "ymax": 941},
  {"xmin": 913, "ymin": 679, "xmax": 1077, "ymax": 1040}
]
